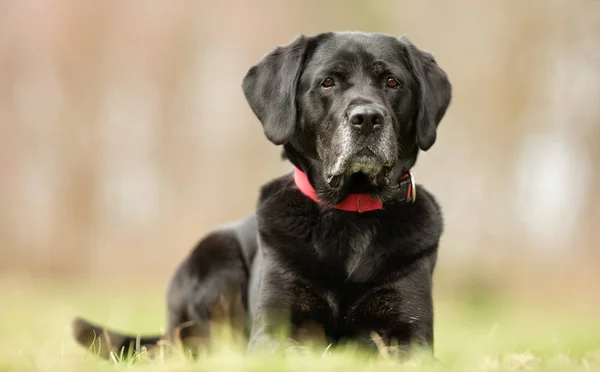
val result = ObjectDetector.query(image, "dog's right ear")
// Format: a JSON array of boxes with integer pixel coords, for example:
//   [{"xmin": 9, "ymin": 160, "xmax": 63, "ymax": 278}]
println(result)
[{"xmin": 242, "ymin": 35, "xmax": 311, "ymax": 145}]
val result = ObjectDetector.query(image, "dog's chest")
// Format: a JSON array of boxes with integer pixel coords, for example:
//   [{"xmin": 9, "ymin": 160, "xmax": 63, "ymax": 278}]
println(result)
[
  {"xmin": 344, "ymin": 229, "xmax": 375, "ymax": 276},
  {"xmin": 311, "ymin": 218, "xmax": 381, "ymax": 281}
]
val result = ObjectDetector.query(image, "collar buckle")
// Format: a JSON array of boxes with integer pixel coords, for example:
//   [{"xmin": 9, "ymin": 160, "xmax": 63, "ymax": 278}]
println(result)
[
  {"xmin": 398, "ymin": 171, "xmax": 417, "ymax": 203},
  {"xmin": 408, "ymin": 171, "xmax": 416, "ymax": 203}
]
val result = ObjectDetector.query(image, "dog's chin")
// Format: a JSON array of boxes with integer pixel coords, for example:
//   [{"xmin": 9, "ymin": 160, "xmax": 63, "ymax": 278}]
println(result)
[
  {"xmin": 326, "ymin": 153, "xmax": 390, "ymax": 186},
  {"xmin": 315, "ymin": 169, "xmax": 392, "ymax": 206},
  {"xmin": 315, "ymin": 155, "xmax": 397, "ymax": 204},
  {"xmin": 345, "ymin": 171, "xmax": 384, "ymax": 194}
]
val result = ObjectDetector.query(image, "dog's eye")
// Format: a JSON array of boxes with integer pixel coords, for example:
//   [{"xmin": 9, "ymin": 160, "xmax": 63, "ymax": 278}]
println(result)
[
  {"xmin": 321, "ymin": 78, "xmax": 335, "ymax": 88},
  {"xmin": 386, "ymin": 78, "xmax": 400, "ymax": 89}
]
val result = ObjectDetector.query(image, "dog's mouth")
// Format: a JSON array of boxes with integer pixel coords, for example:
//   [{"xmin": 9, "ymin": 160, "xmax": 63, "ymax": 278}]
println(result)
[
  {"xmin": 315, "ymin": 145, "xmax": 404, "ymax": 205},
  {"xmin": 325, "ymin": 164, "xmax": 392, "ymax": 192},
  {"xmin": 349, "ymin": 169, "xmax": 391, "ymax": 193},
  {"xmin": 325, "ymin": 144, "xmax": 393, "ymax": 186}
]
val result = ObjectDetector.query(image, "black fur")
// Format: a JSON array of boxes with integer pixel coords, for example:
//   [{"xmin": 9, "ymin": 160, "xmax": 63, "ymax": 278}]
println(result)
[{"xmin": 73, "ymin": 31, "xmax": 452, "ymax": 359}]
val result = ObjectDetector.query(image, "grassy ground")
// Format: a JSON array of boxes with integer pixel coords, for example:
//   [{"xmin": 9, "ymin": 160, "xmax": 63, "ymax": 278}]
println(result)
[{"xmin": 1, "ymin": 275, "xmax": 599, "ymax": 372}]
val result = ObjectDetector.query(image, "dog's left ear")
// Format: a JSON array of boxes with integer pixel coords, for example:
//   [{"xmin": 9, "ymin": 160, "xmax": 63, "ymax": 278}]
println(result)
[
  {"xmin": 242, "ymin": 35, "xmax": 315, "ymax": 145},
  {"xmin": 400, "ymin": 37, "xmax": 452, "ymax": 151}
]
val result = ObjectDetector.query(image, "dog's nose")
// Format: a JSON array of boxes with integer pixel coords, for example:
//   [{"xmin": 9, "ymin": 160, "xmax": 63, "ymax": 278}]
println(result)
[{"xmin": 348, "ymin": 105, "xmax": 384, "ymax": 135}]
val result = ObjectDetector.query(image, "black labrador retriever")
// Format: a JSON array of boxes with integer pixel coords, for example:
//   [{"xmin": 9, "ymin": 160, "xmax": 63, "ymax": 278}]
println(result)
[{"xmin": 73, "ymin": 31, "xmax": 452, "ymax": 358}]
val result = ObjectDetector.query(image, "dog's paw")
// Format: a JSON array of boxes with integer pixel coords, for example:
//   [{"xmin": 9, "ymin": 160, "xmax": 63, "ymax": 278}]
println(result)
[{"xmin": 282, "ymin": 343, "xmax": 310, "ymax": 356}]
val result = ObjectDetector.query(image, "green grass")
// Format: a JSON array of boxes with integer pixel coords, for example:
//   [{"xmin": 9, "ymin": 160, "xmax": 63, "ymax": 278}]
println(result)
[{"xmin": 1, "ymin": 276, "xmax": 599, "ymax": 372}]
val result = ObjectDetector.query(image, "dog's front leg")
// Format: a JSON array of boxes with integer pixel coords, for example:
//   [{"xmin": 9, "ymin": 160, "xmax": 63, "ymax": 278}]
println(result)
[
  {"xmin": 248, "ymin": 319, "xmax": 306, "ymax": 354},
  {"xmin": 247, "ymin": 312, "xmax": 294, "ymax": 352},
  {"xmin": 247, "ymin": 266, "xmax": 301, "ymax": 354},
  {"xmin": 346, "ymin": 262, "xmax": 436, "ymax": 359}
]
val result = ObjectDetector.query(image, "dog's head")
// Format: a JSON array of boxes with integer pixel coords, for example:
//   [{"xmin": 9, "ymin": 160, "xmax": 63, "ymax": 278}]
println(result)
[{"xmin": 243, "ymin": 32, "xmax": 451, "ymax": 204}]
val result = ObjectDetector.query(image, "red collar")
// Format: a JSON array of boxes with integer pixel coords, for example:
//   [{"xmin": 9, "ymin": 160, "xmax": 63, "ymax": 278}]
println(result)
[{"xmin": 293, "ymin": 167, "xmax": 415, "ymax": 213}]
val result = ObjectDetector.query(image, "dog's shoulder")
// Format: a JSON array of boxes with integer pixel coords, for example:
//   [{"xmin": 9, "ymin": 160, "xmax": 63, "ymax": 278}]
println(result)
[
  {"xmin": 256, "ymin": 171, "xmax": 313, "ymax": 215},
  {"xmin": 255, "ymin": 172, "xmax": 319, "ymax": 247},
  {"xmin": 257, "ymin": 172, "xmax": 294, "ymax": 205}
]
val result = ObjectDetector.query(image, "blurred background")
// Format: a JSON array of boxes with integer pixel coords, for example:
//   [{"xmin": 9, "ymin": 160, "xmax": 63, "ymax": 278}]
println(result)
[{"xmin": 1, "ymin": 0, "xmax": 599, "ymax": 308}]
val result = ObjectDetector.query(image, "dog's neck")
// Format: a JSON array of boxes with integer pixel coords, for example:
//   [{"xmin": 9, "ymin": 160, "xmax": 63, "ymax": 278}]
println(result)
[{"xmin": 293, "ymin": 167, "xmax": 415, "ymax": 213}]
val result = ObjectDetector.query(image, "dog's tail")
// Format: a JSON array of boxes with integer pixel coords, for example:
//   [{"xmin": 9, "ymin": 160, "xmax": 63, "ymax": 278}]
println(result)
[{"xmin": 72, "ymin": 317, "xmax": 163, "ymax": 360}]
